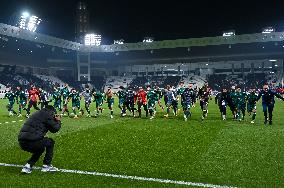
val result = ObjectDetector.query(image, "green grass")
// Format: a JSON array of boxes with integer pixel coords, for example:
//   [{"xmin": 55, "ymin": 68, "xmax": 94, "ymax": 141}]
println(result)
[{"xmin": 0, "ymin": 98, "xmax": 283, "ymax": 188}]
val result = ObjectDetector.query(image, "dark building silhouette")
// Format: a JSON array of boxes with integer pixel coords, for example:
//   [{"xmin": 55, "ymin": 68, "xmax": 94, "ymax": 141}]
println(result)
[{"xmin": 75, "ymin": 1, "xmax": 90, "ymax": 44}]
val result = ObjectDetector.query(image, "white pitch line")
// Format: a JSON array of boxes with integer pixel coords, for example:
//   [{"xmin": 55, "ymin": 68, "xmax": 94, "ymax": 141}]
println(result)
[
  {"xmin": 0, "ymin": 163, "xmax": 237, "ymax": 188},
  {"xmin": 0, "ymin": 120, "xmax": 24, "ymax": 125}
]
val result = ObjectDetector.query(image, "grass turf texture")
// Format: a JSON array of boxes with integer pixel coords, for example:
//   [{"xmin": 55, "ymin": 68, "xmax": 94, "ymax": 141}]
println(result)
[{"xmin": 0, "ymin": 98, "xmax": 283, "ymax": 188}]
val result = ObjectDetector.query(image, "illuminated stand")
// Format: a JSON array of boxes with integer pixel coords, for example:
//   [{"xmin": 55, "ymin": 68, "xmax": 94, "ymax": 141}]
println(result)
[{"xmin": 1, "ymin": 21, "xmax": 284, "ymax": 81}]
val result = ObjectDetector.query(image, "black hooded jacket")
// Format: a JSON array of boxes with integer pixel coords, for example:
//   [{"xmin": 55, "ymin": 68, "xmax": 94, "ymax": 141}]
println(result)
[{"xmin": 18, "ymin": 108, "xmax": 61, "ymax": 141}]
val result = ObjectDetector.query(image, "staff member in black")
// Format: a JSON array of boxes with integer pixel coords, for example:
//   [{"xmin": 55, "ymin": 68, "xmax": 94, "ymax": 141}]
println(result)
[
  {"xmin": 257, "ymin": 84, "xmax": 284, "ymax": 125},
  {"xmin": 18, "ymin": 105, "xmax": 61, "ymax": 174}
]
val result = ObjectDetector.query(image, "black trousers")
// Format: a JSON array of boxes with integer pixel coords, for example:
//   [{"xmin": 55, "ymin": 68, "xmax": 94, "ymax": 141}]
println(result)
[{"xmin": 19, "ymin": 137, "xmax": 55, "ymax": 167}]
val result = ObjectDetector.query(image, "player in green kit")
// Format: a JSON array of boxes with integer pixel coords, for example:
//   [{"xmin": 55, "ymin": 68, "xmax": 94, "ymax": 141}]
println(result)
[
  {"xmin": 52, "ymin": 86, "xmax": 62, "ymax": 112},
  {"xmin": 177, "ymin": 81, "xmax": 186, "ymax": 114},
  {"xmin": 147, "ymin": 85, "xmax": 158, "ymax": 120},
  {"xmin": 116, "ymin": 86, "xmax": 127, "ymax": 116},
  {"xmin": 247, "ymin": 88, "xmax": 258, "ymax": 124},
  {"xmin": 4, "ymin": 87, "xmax": 18, "ymax": 116},
  {"xmin": 61, "ymin": 83, "xmax": 70, "ymax": 116},
  {"xmin": 228, "ymin": 86, "xmax": 238, "ymax": 119},
  {"xmin": 68, "ymin": 88, "xmax": 83, "ymax": 119},
  {"xmin": 16, "ymin": 86, "xmax": 27, "ymax": 117},
  {"xmin": 236, "ymin": 87, "xmax": 247, "ymax": 121},
  {"xmin": 93, "ymin": 89, "xmax": 104, "ymax": 117}
]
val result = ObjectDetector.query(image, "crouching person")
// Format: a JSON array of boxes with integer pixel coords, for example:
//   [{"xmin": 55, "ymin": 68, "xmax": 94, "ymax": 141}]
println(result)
[{"xmin": 18, "ymin": 105, "xmax": 61, "ymax": 174}]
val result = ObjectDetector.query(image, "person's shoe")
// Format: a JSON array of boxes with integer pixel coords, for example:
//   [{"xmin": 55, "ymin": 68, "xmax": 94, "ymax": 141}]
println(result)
[
  {"xmin": 184, "ymin": 117, "xmax": 187, "ymax": 122},
  {"xmin": 110, "ymin": 115, "xmax": 113, "ymax": 119},
  {"xmin": 269, "ymin": 121, "xmax": 272, "ymax": 125},
  {"xmin": 87, "ymin": 114, "xmax": 91, "ymax": 118},
  {"xmin": 251, "ymin": 120, "xmax": 255, "ymax": 124},
  {"xmin": 264, "ymin": 120, "xmax": 268, "ymax": 125},
  {"xmin": 21, "ymin": 163, "xmax": 32, "ymax": 174},
  {"xmin": 164, "ymin": 114, "xmax": 169, "ymax": 118},
  {"xmin": 150, "ymin": 116, "xmax": 154, "ymax": 120},
  {"xmin": 25, "ymin": 114, "xmax": 30, "ymax": 118},
  {"xmin": 41, "ymin": 165, "xmax": 59, "ymax": 172},
  {"xmin": 74, "ymin": 115, "xmax": 78, "ymax": 119},
  {"xmin": 9, "ymin": 112, "xmax": 13, "ymax": 116}
]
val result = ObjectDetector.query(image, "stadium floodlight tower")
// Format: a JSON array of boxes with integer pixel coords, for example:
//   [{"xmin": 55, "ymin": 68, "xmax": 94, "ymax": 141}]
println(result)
[
  {"xmin": 114, "ymin": 39, "xmax": 124, "ymax": 44},
  {"xmin": 19, "ymin": 12, "xmax": 41, "ymax": 32},
  {"xmin": 222, "ymin": 30, "xmax": 235, "ymax": 37},
  {"xmin": 262, "ymin": 27, "xmax": 275, "ymax": 34},
  {"xmin": 143, "ymin": 37, "xmax": 154, "ymax": 43},
  {"xmin": 77, "ymin": 33, "xmax": 102, "ymax": 82}
]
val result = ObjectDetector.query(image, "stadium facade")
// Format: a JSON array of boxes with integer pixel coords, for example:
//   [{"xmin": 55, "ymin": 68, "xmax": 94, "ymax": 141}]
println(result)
[{"xmin": 0, "ymin": 19, "xmax": 284, "ymax": 91}]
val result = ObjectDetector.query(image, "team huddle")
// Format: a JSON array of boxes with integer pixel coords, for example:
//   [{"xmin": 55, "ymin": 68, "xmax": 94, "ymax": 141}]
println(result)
[{"xmin": 3, "ymin": 81, "xmax": 284, "ymax": 124}]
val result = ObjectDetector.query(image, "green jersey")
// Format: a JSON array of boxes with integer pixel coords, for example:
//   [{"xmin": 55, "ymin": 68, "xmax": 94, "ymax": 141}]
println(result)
[
  {"xmin": 16, "ymin": 90, "xmax": 27, "ymax": 102},
  {"xmin": 4, "ymin": 91, "xmax": 16, "ymax": 103},
  {"xmin": 247, "ymin": 93, "xmax": 258, "ymax": 105},
  {"xmin": 177, "ymin": 87, "xmax": 186, "ymax": 95},
  {"xmin": 236, "ymin": 92, "xmax": 247, "ymax": 105},
  {"xmin": 230, "ymin": 91, "xmax": 238, "ymax": 105},
  {"xmin": 94, "ymin": 92, "xmax": 104, "ymax": 104},
  {"xmin": 147, "ymin": 89, "xmax": 158, "ymax": 103},
  {"xmin": 61, "ymin": 87, "xmax": 70, "ymax": 100},
  {"xmin": 53, "ymin": 90, "xmax": 62, "ymax": 100},
  {"xmin": 69, "ymin": 92, "xmax": 81, "ymax": 102}
]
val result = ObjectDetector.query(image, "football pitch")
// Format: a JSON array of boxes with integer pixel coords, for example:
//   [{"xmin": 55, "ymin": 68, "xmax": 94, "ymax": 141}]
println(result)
[{"xmin": 0, "ymin": 98, "xmax": 283, "ymax": 188}]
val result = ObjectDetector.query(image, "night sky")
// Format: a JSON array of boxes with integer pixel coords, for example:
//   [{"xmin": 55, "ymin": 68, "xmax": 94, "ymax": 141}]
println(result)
[{"xmin": 1, "ymin": 0, "xmax": 284, "ymax": 44}]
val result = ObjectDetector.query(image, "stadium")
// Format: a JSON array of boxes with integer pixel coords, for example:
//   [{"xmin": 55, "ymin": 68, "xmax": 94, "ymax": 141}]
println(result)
[{"xmin": 0, "ymin": 1, "xmax": 283, "ymax": 188}]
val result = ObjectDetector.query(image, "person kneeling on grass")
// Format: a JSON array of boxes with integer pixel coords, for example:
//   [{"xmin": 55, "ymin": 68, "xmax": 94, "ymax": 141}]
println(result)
[{"xmin": 18, "ymin": 105, "xmax": 61, "ymax": 174}]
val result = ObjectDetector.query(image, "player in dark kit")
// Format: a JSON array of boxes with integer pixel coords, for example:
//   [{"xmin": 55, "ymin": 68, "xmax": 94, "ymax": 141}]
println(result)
[
  {"xmin": 198, "ymin": 83, "xmax": 211, "ymax": 120},
  {"xmin": 81, "ymin": 85, "xmax": 92, "ymax": 117},
  {"xmin": 215, "ymin": 88, "xmax": 229, "ymax": 120},
  {"xmin": 18, "ymin": 105, "xmax": 61, "ymax": 174},
  {"xmin": 181, "ymin": 84, "xmax": 195, "ymax": 121},
  {"xmin": 38, "ymin": 88, "xmax": 50, "ymax": 109},
  {"xmin": 125, "ymin": 87, "xmax": 136, "ymax": 117},
  {"xmin": 257, "ymin": 84, "xmax": 284, "ymax": 125}
]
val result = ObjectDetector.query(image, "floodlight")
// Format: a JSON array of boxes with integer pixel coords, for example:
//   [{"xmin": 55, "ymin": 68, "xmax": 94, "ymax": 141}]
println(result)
[
  {"xmin": 262, "ymin": 27, "xmax": 275, "ymax": 34},
  {"xmin": 143, "ymin": 37, "xmax": 154, "ymax": 43},
  {"xmin": 269, "ymin": 59, "xmax": 277, "ymax": 62},
  {"xmin": 85, "ymin": 34, "xmax": 101, "ymax": 46},
  {"xmin": 223, "ymin": 30, "xmax": 235, "ymax": 37},
  {"xmin": 114, "ymin": 39, "xmax": 124, "ymax": 44},
  {"xmin": 19, "ymin": 13, "xmax": 41, "ymax": 32}
]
